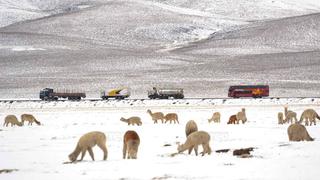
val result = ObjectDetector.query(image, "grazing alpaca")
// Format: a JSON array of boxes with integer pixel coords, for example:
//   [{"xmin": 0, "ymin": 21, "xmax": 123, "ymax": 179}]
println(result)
[
  {"xmin": 123, "ymin": 130, "xmax": 140, "ymax": 159},
  {"xmin": 185, "ymin": 120, "xmax": 198, "ymax": 137},
  {"xmin": 3, "ymin": 115, "xmax": 23, "ymax": 127},
  {"xmin": 278, "ymin": 112, "xmax": 284, "ymax": 124},
  {"xmin": 120, "ymin": 116, "xmax": 142, "ymax": 126},
  {"xmin": 227, "ymin": 115, "xmax": 237, "ymax": 124},
  {"xmin": 68, "ymin": 131, "xmax": 108, "ymax": 162},
  {"xmin": 21, "ymin": 114, "xmax": 41, "ymax": 126},
  {"xmin": 164, "ymin": 113, "xmax": 179, "ymax": 124},
  {"xmin": 284, "ymin": 106, "xmax": 298, "ymax": 124},
  {"xmin": 177, "ymin": 131, "xmax": 212, "ymax": 156},
  {"xmin": 147, "ymin": 109, "xmax": 164, "ymax": 124},
  {"xmin": 299, "ymin": 109, "xmax": 320, "ymax": 126},
  {"xmin": 208, "ymin": 112, "xmax": 221, "ymax": 123},
  {"xmin": 287, "ymin": 124, "xmax": 314, "ymax": 141},
  {"xmin": 236, "ymin": 108, "xmax": 247, "ymax": 124}
]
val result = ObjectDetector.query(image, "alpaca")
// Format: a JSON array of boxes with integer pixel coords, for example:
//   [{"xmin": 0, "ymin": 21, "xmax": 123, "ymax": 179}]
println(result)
[
  {"xmin": 284, "ymin": 106, "xmax": 298, "ymax": 124},
  {"xmin": 147, "ymin": 109, "xmax": 164, "ymax": 124},
  {"xmin": 3, "ymin": 115, "xmax": 23, "ymax": 127},
  {"xmin": 185, "ymin": 120, "xmax": 198, "ymax": 137},
  {"xmin": 21, "ymin": 114, "xmax": 41, "ymax": 126},
  {"xmin": 278, "ymin": 112, "xmax": 284, "ymax": 124},
  {"xmin": 287, "ymin": 124, "xmax": 314, "ymax": 141},
  {"xmin": 208, "ymin": 112, "xmax": 221, "ymax": 123},
  {"xmin": 120, "ymin": 116, "xmax": 142, "ymax": 126},
  {"xmin": 164, "ymin": 113, "xmax": 179, "ymax": 124},
  {"xmin": 236, "ymin": 108, "xmax": 247, "ymax": 124},
  {"xmin": 299, "ymin": 109, "xmax": 320, "ymax": 126},
  {"xmin": 227, "ymin": 115, "xmax": 237, "ymax": 124},
  {"xmin": 123, "ymin": 130, "xmax": 140, "ymax": 159},
  {"xmin": 68, "ymin": 131, "xmax": 108, "ymax": 162},
  {"xmin": 177, "ymin": 131, "xmax": 212, "ymax": 156}
]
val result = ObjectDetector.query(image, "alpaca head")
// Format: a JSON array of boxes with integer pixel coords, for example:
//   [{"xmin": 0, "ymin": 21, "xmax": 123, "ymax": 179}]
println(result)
[
  {"xmin": 68, "ymin": 153, "xmax": 77, "ymax": 162},
  {"xmin": 177, "ymin": 142, "xmax": 185, "ymax": 153}
]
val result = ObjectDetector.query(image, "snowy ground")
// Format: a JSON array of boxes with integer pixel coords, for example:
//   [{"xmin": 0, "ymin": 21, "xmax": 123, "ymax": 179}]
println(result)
[{"xmin": 1, "ymin": 98, "xmax": 320, "ymax": 179}]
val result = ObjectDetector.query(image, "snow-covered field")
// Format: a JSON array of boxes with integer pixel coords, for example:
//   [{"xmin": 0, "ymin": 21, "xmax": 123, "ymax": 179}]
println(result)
[{"xmin": 1, "ymin": 98, "xmax": 320, "ymax": 179}]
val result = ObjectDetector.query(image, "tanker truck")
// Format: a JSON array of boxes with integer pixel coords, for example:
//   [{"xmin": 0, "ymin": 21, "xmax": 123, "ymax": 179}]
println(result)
[{"xmin": 148, "ymin": 87, "xmax": 184, "ymax": 99}]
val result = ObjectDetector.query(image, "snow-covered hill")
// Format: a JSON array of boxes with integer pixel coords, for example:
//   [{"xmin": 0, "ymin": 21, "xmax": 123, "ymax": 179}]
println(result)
[
  {"xmin": 0, "ymin": 0, "xmax": 320, "ymax": 99},
  {"xmin": 0, "ymin": 0, "xmax": 96, "ymax": 27}
]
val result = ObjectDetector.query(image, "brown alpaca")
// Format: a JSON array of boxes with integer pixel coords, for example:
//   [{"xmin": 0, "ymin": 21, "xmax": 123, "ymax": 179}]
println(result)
[
  {"xmin": 147, "ymin": 109, "xmax": 164, "ymax": 124},
  {"xmin": 21, "ymin": 114, "xmax": 41, "ymax": 126},
  {"xmin": 278, "ymin": 112, "xmax": 284, "ymax": 124},
  {"xmin": 3, "ymin": 115, "xmax": 23, "ymax": 127},
  {"xmin": 284, "ymin": 106, "xmax": 298, "ymax": 124},
  {"xmin": 208, "ymin": 112, "xmax": 221, "ymax": 123},
  {"xmin": 123, "ymin": 130, "xmax": 140, "ymax": 159},
  {"xmin": 299, "ymin": 109, "xmax": 320, "ymax": 126},
  {"xmin": 120, "ymin": 116, "xmax": 142, "ymax": 126},
  {"xmin": 164, "ymin": 113, "xmax": 179, "ymax": 124},
  {"xmin": 185, "ymin": 120, "xmax": 198, "ymax": 137},
  {"xmin": 227, "ymin": 115, "xmax": 237, "ymax": 124},
  {"xmin": 68, "ymin": 131, "xmax": 108, "ymax": 162},
  {"xmin": 287, "ymin": 124, "xmax": 314, "ymax": 141},
  {"xmin": 236, "ymin": 108, "xmax": 247, "ymax": 124}
]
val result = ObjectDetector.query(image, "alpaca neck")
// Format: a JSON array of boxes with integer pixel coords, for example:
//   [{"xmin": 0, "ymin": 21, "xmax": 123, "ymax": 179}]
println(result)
[{"xmin": 71, "ymin": 145, "xmax": 81, "ymax": 159}]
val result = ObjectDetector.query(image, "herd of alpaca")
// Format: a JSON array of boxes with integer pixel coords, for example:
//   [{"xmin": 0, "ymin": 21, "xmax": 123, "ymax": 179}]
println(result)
[
  {"xmin": 146, "ymin": 109, "xmax": 179, "ymax": 124},
  {"xmin": 3, "ymin": 114, "xmax": 41, "ymax": 127},
  {"xmin": 2, "ymin": 106, "xmax": 318, "ymax": 163},
  {"xmin": 278, "ymin": 107, "xmax": 320, "ymax": 126}
]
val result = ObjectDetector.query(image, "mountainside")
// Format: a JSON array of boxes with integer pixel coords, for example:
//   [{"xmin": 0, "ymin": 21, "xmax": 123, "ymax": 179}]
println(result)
[{"xmin": 0, "ymin": 0, "xmax": 320, "ymax": 99}]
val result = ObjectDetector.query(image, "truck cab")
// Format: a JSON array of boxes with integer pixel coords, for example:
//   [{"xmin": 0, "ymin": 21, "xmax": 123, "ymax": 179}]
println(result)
[{"xmin": 39, "ymin": 88, "xmax": 54, "ymax": 100}]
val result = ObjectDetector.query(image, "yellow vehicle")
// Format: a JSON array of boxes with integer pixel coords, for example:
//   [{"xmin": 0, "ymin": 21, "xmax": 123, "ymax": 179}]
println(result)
[{"xmin": 101, "ymin": 88, "xmax": 130, "ymax": 100}]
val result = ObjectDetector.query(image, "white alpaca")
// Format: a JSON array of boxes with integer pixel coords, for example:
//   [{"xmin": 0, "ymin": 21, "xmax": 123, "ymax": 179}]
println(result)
[
  {"xmin": 177, "ymin": 131, "xmax": 212, "ymax": 156},
  {"xmin": 185, "ymin": 120, "xmax": 198, "ymax": 137},
  {"xmin": 284, "ymin": 106, "xmax": 298, "ymax": 124},
  {"xmin": 208, "ymin": 112, "xmax": 221, "ymax": 123},
  {"xmin": 236, "ymin": 108, "xmax": 247, "ymax": 124},
  {"xmin": 299, "ymin": 109, "xmax": 320, "ymax": 126}
]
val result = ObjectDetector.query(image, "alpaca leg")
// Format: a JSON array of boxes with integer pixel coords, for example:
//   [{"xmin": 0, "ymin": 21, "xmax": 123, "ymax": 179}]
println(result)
[
  {"xmin": 201, "ymin": 144, "xmax": 206, "ymax": 156},
  {"xmin": 88, "ymin": 147, "xmax": 95, "ymax": 161},
  {"xmin": 80, "ymin": 148, "xmax": 87, "ymax": 161},
  {"xmin": 207, "ymin": 144, "xmax": 212, "ymax": 155},
  {"xmin": 188, "ymin": 147, "xmax": 193, "ymax": 155},
  {"xmin": 122, "ymin": 143, "xmax": 127, "ymax": 159},
  {"xmin": 194, "ymin": 145, "xmax": 198, "ymax": 156}
]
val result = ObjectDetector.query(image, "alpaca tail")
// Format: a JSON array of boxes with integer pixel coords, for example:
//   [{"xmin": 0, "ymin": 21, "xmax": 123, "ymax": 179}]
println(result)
[
  {"xmin": 34, "ymin": 119, "xmax": 41, "ymax": 125},
  {"xmin": 316, "ymin": 113, "xmax": 320, "ymax": 120}
]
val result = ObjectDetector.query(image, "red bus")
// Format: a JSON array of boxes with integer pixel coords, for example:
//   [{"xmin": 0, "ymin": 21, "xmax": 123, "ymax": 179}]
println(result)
[{"xmin": 228, "ymin": 85, "xmax": 269, "ymax": 98}]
